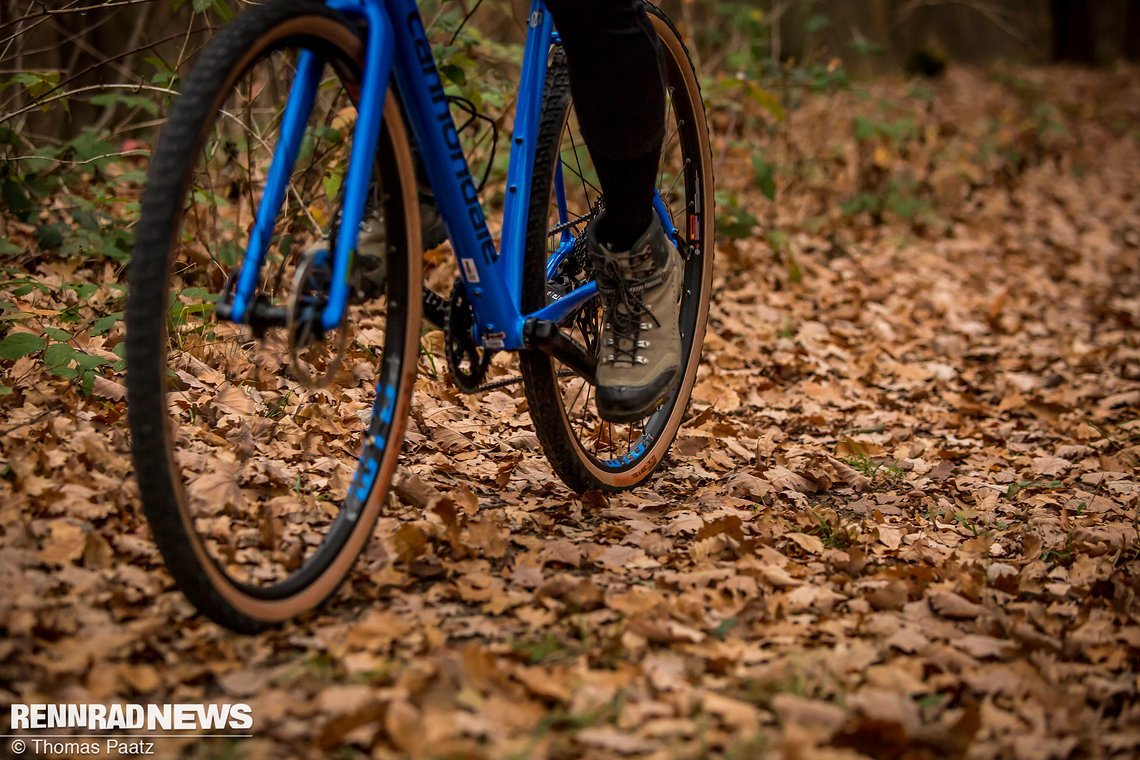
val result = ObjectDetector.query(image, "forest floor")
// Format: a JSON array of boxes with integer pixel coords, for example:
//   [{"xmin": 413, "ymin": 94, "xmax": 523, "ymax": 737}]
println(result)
[{"xmin": 1, "ymin": 65, "xmax": 1139, "ymax": 759}]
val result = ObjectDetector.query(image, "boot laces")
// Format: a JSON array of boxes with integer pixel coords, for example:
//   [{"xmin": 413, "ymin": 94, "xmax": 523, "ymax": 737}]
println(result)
[{"xmin": 598, "ymin": 245, "xmax": 665, "ymax": 367}]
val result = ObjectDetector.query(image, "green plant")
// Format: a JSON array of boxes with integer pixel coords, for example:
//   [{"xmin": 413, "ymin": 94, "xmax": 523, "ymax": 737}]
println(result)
[
  {"xmin": 715, "ymin": 190, "xmax": 760, "ymax": 241},
  {"xmin": 1002, "ymin": 479, "xmax": 1063, "ymax": 501},
  {"xmin": 752, "ymin": 152, "xmax": 777, "ymax": 201},
  {"xmin": 0, "ymin": 276, "xmax": 127, "ymax": 396},
  {"xmin": 531, "ymin": 692, "xmax": 626, "ymax": 736},
  {"xmin": 778, "ymin": 314, "xmax": 795, "ymax": 339},
  {"xmin": 510, "ymin": 632, "xmax": 579, "ymax": 666},
  {"xmin": 843, "ymin": 452, "xmax": 904, "ymax": 483},
  {"xmin": 807, "ymin": 509, "xmax": 856, "ymax": 549},
  {"xmin": 952, "ymin": 510, "xmax": 981, "ymax": 536}
]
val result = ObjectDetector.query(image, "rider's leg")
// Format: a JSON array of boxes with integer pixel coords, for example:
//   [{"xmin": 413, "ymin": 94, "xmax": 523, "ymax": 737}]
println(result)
[
  {"xmin": 545, "ymin": 0, "xmax": 682, "ymax": 423},
  {"xmin": 544, "ymin": 0, "xmax": 665, "ymax": 250}
]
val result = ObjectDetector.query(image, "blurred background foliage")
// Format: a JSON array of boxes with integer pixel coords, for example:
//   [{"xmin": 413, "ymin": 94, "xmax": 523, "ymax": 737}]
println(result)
[
  {"xmin": 3, "ymin": 0, "xmax": 1138, "ymax": 241},
  {"xmin": 0, "ymin": 0, "xmax": 1139, "ymax": 382}
]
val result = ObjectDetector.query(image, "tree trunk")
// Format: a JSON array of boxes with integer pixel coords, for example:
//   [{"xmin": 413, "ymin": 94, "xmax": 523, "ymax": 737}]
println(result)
[
  {"xmin": 1126, "ymin": 0, "xmax": 1140, "ymax": 60},
  {"xmin": 1052, "ymin": 0, "xmax": 1097, "ymax": 63}
]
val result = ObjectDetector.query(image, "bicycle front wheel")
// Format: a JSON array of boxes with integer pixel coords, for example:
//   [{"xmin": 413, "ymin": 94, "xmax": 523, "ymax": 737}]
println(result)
[
  {"xmin": 126, "ymin": 0, "xmax": 421, "ymax": 632},
  {"xmin": 520, "ymin": 2, "xmax": 715, "ymax": 492}
]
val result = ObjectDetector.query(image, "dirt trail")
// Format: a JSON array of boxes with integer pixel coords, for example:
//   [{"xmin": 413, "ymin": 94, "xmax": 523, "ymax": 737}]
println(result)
[{"xmin": 1, "ymin": 66, "xmax": 1138, "ymax": 759}]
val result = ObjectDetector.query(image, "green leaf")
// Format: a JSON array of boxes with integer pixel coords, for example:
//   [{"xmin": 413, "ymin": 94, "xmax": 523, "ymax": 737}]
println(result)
[
  {"xmin": 314, "ymin": 125, "xmax": 344, "ymax": 145},
  {"xmin": 751, "ymin": 154, "xmax": 777, "ymax": 201},
  {"xmin": 213, "ymin": 1, "xmax": 236, "ymax": 22},
  {"xmin": 43, "ymin": 342, "xmax": 79, "ymax": 377},
  {"xmin": 853, "ymin": 116, "xmax": 877, "ymax": 142},
  {"xmin": 807, "ymin": 13, "xmax": 831, "ymax": 33},
  {"xmin": 66, "ymin": 282, "xmax": 98, "ymax": 300},
  {"xmin": 74, "ymin": 353, "xmax": 110, "ymax": 373},
  {"xmin": 715, "ymin": 192, "xmax": 759, "ymax": 241},
  {"xmin": 0, "ymin": 332, "xmax": 45, "ymax": 360},
  {"xmin": 711, "ymin": 617, "xmax": 737, "ymax": 640},
  {"xmin": 71, "ymin": 206, "xmax": 101, "ymax": 231},
  {"xmin": 321, "ymin": 172, "xmax": 342, "ymax": 204},
  {"xmin": 92, "ymin": 312, "xmax": 124, "ymax": 336},
  {"xmin": 767, "ymin": 229, "xmax": 790, "ymax": 255},
  {"xmin": 36, "ymin": 222, "xmax": 67, "ymax": 251},
  {"xmin": 65, "ymin": 129, "xmax": 117, "ymax": 169},
  {"xmin": 440, "ymin": 63, "xmax": 467, "ymax": 88},
  {"xmin": 743, "ymin": 81, "xmax": 786, "ymax": 121},
  {"xmin": 7, "ymin": 70, "xmax": 60, "ymax": 98},
  {"xmin": 89, "ymin": 92, "xmax": 161, "ymax": 116},
  {"xmin": 112, "ymin": 342, "xmax": 126, "ymax": 372},
  {"xmin": 1, "ymin": 177, "xmax": 33, "ymax": 220}
]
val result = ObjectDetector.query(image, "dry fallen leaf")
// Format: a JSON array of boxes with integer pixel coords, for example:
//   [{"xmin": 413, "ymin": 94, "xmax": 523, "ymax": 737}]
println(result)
[
  {"xmin": 928, "ymin": 590, "xmax": 989, "ymax": 620},
  {"xmin": 3, "ymin": 56, "xmax": 1137, "ymax": 760}
]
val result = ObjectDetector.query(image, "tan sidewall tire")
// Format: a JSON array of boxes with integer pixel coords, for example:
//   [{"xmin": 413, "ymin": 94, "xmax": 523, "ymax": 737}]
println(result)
[
  {"xmin": 168, "ymin": 19, "xmax": 421, "ymax": 623},
  {"xmin": 546, "ymin": 10, "xmax": 714, "ymax": 490}
]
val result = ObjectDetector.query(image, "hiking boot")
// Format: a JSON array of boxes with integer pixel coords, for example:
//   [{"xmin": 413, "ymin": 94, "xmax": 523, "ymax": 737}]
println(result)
[
  {"xmin": 347, "ymin": 143, "xmax": 448, "ymax": 302},
  {"xmin": 418, "ymin": 190, "xmax": 448, "ymax": 251},
  {"xmin": 589, "ymin": 214, "xmax": 683, "ymax": 423},
  {"xmin": 330, "ymin": 189, "xmax": 446, "ymax": 304},
  {"xmin": 350, "ymin": 213, "xmax": 388, "ymax": 302}
]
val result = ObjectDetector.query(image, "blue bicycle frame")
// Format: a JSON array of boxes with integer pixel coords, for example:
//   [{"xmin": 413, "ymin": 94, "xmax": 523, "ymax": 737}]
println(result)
[{"xmin": 224, "ymin": 0, "xmax": 679, "ymax": 352}]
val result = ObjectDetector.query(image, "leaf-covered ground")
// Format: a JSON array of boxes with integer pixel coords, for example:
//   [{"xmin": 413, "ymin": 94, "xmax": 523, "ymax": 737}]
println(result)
[{"xmin": 2, "ymin": 66, "xmax": 1139, "ymax": 759}]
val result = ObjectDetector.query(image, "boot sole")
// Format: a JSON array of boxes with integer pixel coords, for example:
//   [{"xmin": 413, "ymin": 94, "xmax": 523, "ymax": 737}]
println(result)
[{"xmin": 595, "ymin": 370, "xmax": 681, "ymax": 424}]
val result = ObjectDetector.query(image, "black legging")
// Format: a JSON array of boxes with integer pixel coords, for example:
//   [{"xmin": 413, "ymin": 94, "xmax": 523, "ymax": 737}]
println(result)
[{"xmin": 544, "ymin": 0, "xmax": 665, "ymax": 250}]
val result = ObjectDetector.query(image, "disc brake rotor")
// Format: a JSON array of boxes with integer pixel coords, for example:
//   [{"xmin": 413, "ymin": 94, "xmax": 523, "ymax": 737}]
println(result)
[{"xmin": 286, "ymin": 244, "xmax": 349, "ymax": 389}]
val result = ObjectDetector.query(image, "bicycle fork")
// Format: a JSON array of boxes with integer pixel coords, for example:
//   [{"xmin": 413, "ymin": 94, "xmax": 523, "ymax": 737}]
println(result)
[{"xmin": 218, "ymin": 0, "xmax": 396, "ymax": 335}]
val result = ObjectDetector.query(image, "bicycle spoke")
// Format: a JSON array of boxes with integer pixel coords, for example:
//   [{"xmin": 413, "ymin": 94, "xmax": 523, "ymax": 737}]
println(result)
[
  {"xmin": 657, "ymin": 87, "xmax": 677, "ymax": 188},
  {"xmin": 660, "ymin": 158, "xmax": 687, "ymax": 207},
  {"xmin": 559, "ymin": 154, "xmax": 603, "ymax": 207},
  {"xmin": 565, "ymin": 119, "xmax": 599, "ymax": 204},
  {"xmin": 539, "ymin": 23, "xmax": 708, "ymax": 472}
]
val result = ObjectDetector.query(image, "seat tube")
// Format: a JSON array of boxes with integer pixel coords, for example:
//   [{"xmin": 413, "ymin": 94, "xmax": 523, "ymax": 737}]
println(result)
[{"xmin": 499, "ymin": 0, "xmax": 554, "ymax": 308}]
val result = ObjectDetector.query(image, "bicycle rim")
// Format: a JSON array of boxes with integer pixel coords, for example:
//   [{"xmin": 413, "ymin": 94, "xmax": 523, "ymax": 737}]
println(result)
[
  {"xmin": 523, "ymin": 5, "xmax": 714, "ymax": 491},
  {"xmin": 127, "ymin": 7, "xmax": 420, "ymax": 628}
]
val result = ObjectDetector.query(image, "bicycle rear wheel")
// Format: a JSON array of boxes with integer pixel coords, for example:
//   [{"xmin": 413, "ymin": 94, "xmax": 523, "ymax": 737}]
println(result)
[
  {"xmin": 520, "ymin": 2, "xmax": 714, "ymax": 492},
  {"xmin": 126, "ymin": 0, "xmax": 421, "ymax": 632}
]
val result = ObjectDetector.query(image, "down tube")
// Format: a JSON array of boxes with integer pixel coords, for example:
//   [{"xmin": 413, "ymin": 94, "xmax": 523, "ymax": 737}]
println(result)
[
  {"xmin": 382, "ymin": 0, "xmax": 503, "ymax": 347},
  {"xmin": 389, "ymin": 0, "xmax": 553, "ymax": 349}
]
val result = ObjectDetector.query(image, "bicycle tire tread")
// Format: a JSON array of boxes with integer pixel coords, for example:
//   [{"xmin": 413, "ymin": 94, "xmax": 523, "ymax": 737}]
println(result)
[
  {"xmin": 519, "ymin": 2, "xmax": 714, "ymax": 494},
  {"xmin": 128, "ymin": 0, "xmax": 375, "ymax": 633}
]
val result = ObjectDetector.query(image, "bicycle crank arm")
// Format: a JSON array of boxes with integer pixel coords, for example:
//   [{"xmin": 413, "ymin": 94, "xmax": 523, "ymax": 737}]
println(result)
[
  {"xmin": 523, "ymin": 318, "xmax": 597, "ymax": 382},
  {"xmin": 246, "ymin": 298, "xmax": 288, "ymax": 338},
  {"xmin": 422, "ymin": 287, "xmax": 449, "ymax": 329}
]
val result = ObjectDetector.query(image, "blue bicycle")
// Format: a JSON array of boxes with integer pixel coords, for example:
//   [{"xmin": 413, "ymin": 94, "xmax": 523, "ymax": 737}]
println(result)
[{"xmin": 126, "ymin": 0, "xmax": 713, "ymax": 630}]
